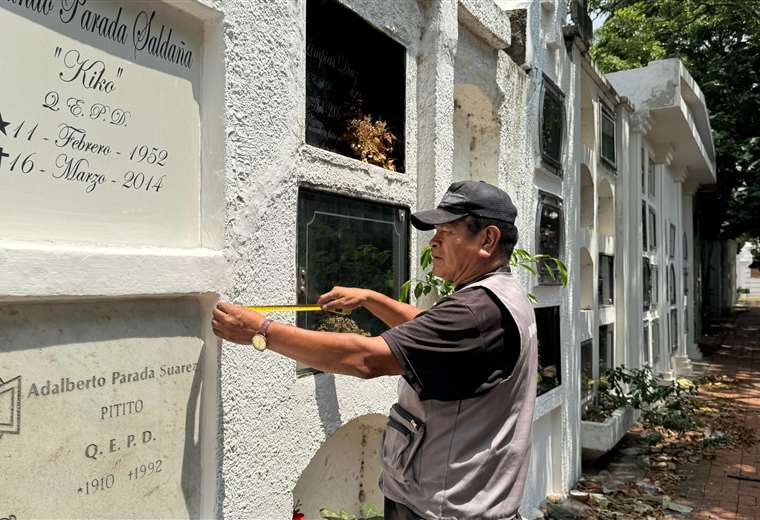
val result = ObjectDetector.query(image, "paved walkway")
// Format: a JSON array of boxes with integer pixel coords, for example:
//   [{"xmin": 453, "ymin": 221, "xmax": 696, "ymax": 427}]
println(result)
[{"xmin": 675, "ymin": 301, "xmax": 760, "ymax": 519}]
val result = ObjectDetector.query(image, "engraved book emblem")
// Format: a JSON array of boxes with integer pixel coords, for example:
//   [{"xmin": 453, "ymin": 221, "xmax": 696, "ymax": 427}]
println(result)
[{"xmin": 0, "ymin": 375, "xmax": 21, "ymax": 438}]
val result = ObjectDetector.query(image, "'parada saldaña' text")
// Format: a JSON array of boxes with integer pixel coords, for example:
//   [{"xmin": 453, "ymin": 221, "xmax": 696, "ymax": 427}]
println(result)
[
  {"xmin": 4, "ymin": 0, "xmax": 193, "ymax": 70},
  {"xmin": 26, "ymin": 363, "xmax": 198, "ymax": 398}
]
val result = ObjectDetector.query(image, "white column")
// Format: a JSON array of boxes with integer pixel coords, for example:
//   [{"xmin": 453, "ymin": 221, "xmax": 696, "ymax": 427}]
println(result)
[
  {"xmin": 672, "ymin": 171, "xmax": 693, "ymax": 375},
  {"xmin": 654, "ymin": 146, "xmax": 674, "ymax": 380},
  {"xmin": 682, "ymin": 181, "xmax": 701, "ymax": 361},
  {"xmin": 626, "ymin": 113, "xmax": 651, "ymax": 370}
]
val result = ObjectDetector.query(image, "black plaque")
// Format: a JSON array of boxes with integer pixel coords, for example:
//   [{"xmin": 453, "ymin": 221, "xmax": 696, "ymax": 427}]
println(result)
[{"xmin": 305, "ymin": 0, "xmax": 406, "ymax": 171}]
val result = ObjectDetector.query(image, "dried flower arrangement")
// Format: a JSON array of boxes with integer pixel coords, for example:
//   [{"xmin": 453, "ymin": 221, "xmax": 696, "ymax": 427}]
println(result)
[
  {"xmin": 315, "ymin": 315, "xmax": 371, "ymax": 336},
  {"xmin": 343, "ymin": 115, "xmax": 398, "ymax": 171}
]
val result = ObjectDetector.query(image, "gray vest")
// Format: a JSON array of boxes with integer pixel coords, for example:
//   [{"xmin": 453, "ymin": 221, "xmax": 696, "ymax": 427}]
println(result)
[{"xmin": 379, "ymin": 272, "xmax": 538, "ymax": 519}]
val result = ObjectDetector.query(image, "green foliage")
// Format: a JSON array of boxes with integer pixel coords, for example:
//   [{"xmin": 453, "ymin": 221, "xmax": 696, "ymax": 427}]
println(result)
[
  {"xmin": 400, "ymin": 246, "xmax": 568, "ymax": 304},
  {"xmin": 399, "ymin": 245, "xmax": 454, "ymax": 302},
  {"xmin": 511, "ymin": 248, "xmax": 568, "ymax": 300},
  {"xmin": 589, "ymin": 6, "xmax": 667, "ymax": 72},
  {"xmin": 585, "ymin": 366, "xmax": 700, "ymax": 433},
  {"xmin": 320, "ymin": 503, "xmax": 383, "ymax": 520},
  {"xmin": 590, "ymin": 0, "xmax": 760, "ymax": 241}
]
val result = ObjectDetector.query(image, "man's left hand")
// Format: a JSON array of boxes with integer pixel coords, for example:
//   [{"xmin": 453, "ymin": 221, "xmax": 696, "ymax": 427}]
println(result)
[{"xmin": 212, "ymin": 303, "xmax": 264, "ymax": 345}]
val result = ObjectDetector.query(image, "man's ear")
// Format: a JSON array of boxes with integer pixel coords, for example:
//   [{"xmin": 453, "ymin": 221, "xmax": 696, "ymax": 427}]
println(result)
[{"xmin": 478, "ymin": 226, "xmax": 501, "ymax": 258}]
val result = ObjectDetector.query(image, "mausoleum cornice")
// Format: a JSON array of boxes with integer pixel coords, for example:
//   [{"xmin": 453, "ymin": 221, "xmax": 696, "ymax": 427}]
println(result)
[
  {"xmin": 606, "ymin": 59, "xmax": 717, "ymax": 186},
  {"xmin": 458, "ymin": 0, "xmax": 512, "ymax": 49}
]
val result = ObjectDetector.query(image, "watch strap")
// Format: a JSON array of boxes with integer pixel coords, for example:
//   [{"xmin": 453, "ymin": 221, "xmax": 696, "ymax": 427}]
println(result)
[{"xmin": 258, "ymin": 318, "xmax": 274, "ymax": 337}]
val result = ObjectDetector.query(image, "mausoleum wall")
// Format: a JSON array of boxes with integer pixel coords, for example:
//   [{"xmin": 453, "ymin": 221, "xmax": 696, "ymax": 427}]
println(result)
[{"xmin": 216, "ymin": 0, "xmax": 422, "ymax": 517}]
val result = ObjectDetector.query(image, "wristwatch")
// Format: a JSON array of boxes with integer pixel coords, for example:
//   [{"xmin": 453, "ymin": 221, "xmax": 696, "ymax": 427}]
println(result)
[{"xmin": 251, "ymin": 318, "xmax": 274, "ymax": 351}]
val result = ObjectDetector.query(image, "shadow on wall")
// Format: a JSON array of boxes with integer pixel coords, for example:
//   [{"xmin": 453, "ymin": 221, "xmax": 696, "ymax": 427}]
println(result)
[
  {"xmin": 293, "ymin": 413, "xmax": 387, "ymax": 519},
  {"xmin": 182, "ymin": 343, "xmax": 204, "ymax": 518},
  {"xmin": 315, "ymin": 373, "xmax": 343, "ymax": 436}
]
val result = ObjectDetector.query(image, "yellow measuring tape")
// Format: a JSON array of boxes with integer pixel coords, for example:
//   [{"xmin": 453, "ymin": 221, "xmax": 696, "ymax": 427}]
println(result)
[{"xmin": 244, "ymin": 305, "xmax": 350, "ymax": 315}]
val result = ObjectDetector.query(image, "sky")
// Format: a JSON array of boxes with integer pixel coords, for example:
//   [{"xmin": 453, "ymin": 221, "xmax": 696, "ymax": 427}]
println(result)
[{"xmin": 592, "ymin": 11, "xmax": 609, "ymax": 35}]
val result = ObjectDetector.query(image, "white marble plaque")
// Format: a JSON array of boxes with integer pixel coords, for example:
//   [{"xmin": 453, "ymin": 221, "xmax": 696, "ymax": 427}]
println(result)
[
  {"xmin": 0, "ymin": 299, "xmax": 205, "ymax": 518},
  {"xmin": 0, "ymin": 1, "xmax": 203, "ymax": 247}
]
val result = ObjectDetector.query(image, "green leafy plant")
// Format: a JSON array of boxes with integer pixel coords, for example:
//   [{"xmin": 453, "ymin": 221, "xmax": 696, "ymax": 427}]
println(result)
[
  {"xmin": 583, "ymin": 366, "xmax": 700, "ymax": 433},
  {"xmin": 400, "ymin": 246, "xmax": 568, "ymax": 303},
  {"xmin": 320, "ymin": 503, "xmax": 383, "ymax": 520},
  {"xmin": 399, "ymin": 246, "xmax": 454, "ymax": 301}
]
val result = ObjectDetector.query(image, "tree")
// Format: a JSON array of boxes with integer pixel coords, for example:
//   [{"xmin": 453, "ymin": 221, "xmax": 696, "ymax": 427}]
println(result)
[{"xmin": 589, "ymin": 0, "xmax": 760, "ymax": 241}]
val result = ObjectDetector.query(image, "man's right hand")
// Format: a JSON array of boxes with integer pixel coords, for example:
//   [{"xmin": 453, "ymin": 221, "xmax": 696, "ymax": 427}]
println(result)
[{"xmin": 318, "ymin": 286, "xmax": 369, "ymax": 313}]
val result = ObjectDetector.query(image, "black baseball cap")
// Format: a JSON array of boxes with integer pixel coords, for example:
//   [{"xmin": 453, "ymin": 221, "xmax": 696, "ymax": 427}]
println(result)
[{"xmin": 411, "ymin": 181, "xmax": 518, "ymax": 231}]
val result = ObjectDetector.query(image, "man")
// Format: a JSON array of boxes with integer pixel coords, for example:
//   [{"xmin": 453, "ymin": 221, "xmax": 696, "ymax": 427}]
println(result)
[{"xmin": 212, "ymin": 181, "xmax": 537, "ymax": 520}]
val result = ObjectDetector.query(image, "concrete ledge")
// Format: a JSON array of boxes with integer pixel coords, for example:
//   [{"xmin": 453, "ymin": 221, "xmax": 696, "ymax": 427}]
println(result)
[
  {"xmin": 0, "ymin": 240, "xmax": 227, "ymax": 300},
  {"xmin": 534, "ymin": 384, "xmax": 563, "ymax": 419},
  {"xmin": 599, "ymin": 305, "xmax": 616, "ymax": 326},
  {"xmin": 581, "ymin": 406, "xmax": 636, "ymax": 460}
]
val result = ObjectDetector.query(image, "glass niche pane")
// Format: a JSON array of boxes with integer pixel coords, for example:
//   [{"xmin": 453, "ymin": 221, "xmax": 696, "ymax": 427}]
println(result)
[
  {"xmin": 600, "ymin": 105, "xmax": 616, "ymax": 167},
  {"xmin": 648, "ymin": 158, "xmax": 656, "ymax": 198},
  {"xmin": 537, "ymin": 191, "xmax": 563, "ymax": 284},
  {"xmin": 598, "ymin": 254, "xmax": 614, "ymax": 305},
  {"xmin": 536, "ymin": 306, "xmax": 561, "ymax": 395},
  {"xmin": 641, "ymin": 148, "xmax": 646, "ymax": 193},
  {"xmin": 581, "ymin": 339, "xmax": 593, "ymax": 398},
  {"xmin": 652, "ymin": 319, "xmax": 661, "ymax": 365},
  {"xmin": 642, "ymin": 201, "xmax": 648, "ymax": 252},
  {"xmin": 599, "ymin": 324, "xmax": 614, "ymax": 373},
  {"xmin": 643, "ymin": 257, "xmax": 652, "ymax": 310},
  {"xmin": 669, "ymin": 223, "xmax": 676, "ymax": 258},
  {"xmin": 305, "ymin": 0, "xmax": 406, "ymax": 172},
  {"xmin": 669, "ymin": 264, "xmax": 676, "ymax": 305},
  {"xmin": 648, "ymin": 206, "xmax": 657, "ymax": 251},
  {"xmin": 297, "ymin": 189, "xmax": 409, "ymax": 375},
  {"xmin": 670, "ymin": 308, "xmax": 679, "ymax": 352},
  {"xmin": 540, "ymin": 75, "xmax": 565, "ymax": 175}
]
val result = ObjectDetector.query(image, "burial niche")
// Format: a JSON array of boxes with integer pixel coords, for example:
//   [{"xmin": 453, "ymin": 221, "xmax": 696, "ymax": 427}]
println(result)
[
  {"xmin": 293, "ymin": 414, "xmax": 386, "ymax": 519},
  {"xmin": 598, "ymin": 179, "xmax": 614, "ymax": 236},
  {"xmin": 296, "ymin": 189, "xmax": 409, "ymax": 376},
  {"xmin": 535, "ymin": 305, "xmax": 561, "ymax": 395},
  {"xmin": 580, "ymin": 165, "xmax": 594, "ymax": 229},
  {"xmin": 580, "ymin": 247, "xmax": 593, "ymax": 310},
  {"xmin": 305, "ymin": 0, "xmax": 406, "ymax": 172}
]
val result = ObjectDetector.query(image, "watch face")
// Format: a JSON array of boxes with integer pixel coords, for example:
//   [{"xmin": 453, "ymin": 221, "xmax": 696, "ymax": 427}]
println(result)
[{"xmin": 252, "ymin": 334, "xmax": 267, "ymax": 351}]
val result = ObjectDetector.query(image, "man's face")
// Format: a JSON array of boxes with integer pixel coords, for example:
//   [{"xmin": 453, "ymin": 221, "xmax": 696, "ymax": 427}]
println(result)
[{"xmin": 429, "ymin": 219, "xmax": 484, "ymax": 282}]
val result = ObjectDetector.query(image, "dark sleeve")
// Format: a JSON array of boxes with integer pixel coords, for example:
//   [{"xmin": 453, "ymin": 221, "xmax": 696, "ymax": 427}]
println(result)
[{"xmin": 381, "ymin": 288, "xmax": 520, "ymax": 401}]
